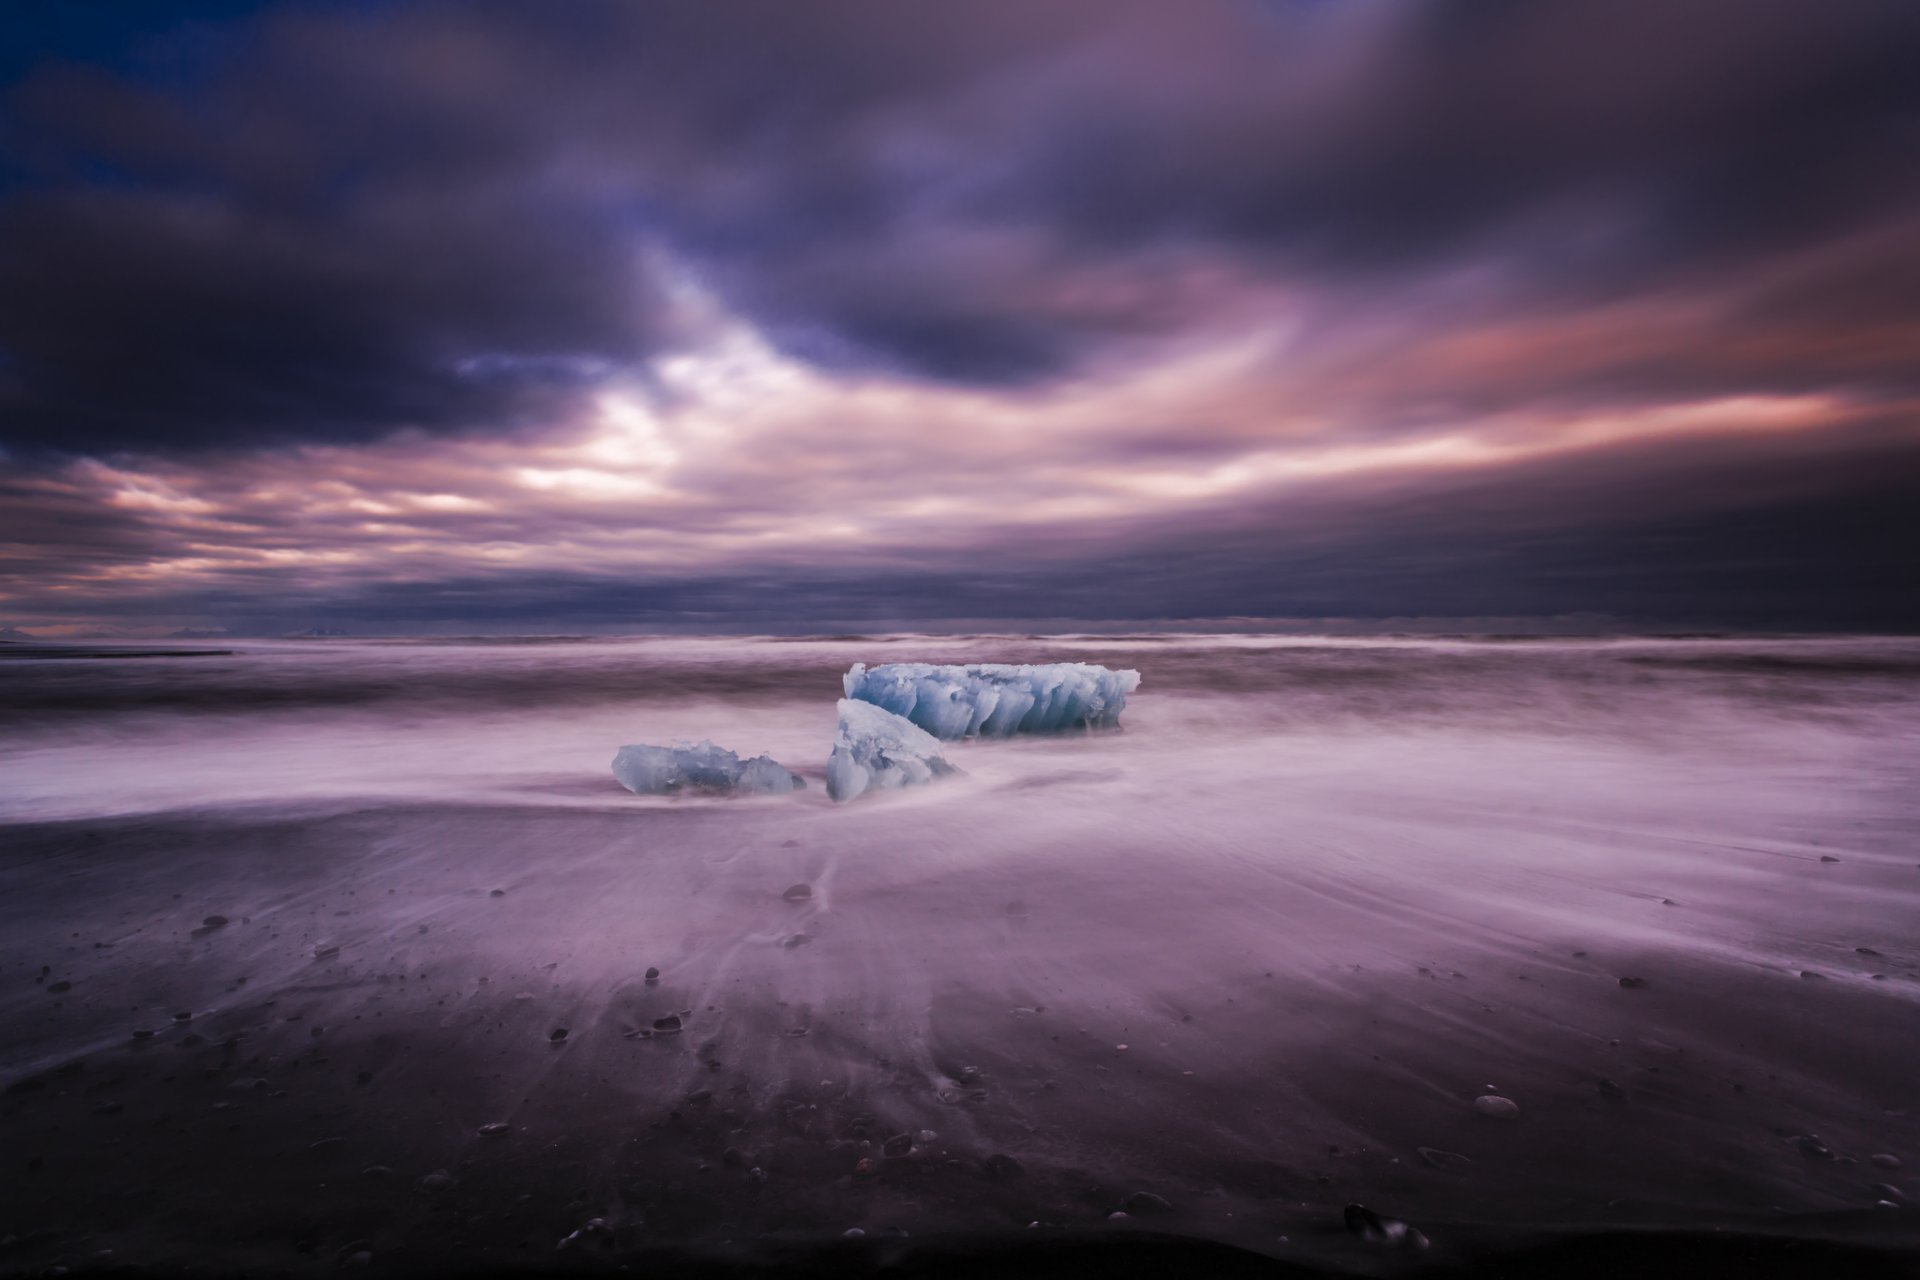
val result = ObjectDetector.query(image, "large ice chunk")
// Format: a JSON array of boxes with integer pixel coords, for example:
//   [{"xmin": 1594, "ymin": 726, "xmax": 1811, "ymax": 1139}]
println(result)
[
  {"xmin": 612, "ymin": 740, "xmax": 805, "ymax": 796},
  {"xmin": 842, "ymin": 662, "xmax": 1141, "ymax": 739},
  {"xmin": 826, "ymin": 699, "xmax": 958, "ymax": 803}
]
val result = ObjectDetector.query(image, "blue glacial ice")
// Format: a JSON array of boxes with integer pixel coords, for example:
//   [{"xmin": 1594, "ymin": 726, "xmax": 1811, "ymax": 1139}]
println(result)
[
  {"xmin": 826, "ymin": 698, "xmax": 959, "ymax": 803},
  {"xmin": 611, "ymin": 740, "xmax": 806, "ymax": 796},
  {"xmin": 842, "ymin": 661, "xmax": 1141, "ymax": 739}
]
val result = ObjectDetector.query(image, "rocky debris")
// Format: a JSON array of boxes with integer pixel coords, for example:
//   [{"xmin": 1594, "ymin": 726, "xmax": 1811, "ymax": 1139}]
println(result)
[
  {"xmin": 1123, "ymin": 1192, "xmax": 1174, "ymax": 1215},
  {"xmin": 1791, "ymin": 1134, "xmax": 1835, "ymax": 1160},
  {"xmin": 557, "ymin": 1218, "xmax": 614, "ymax": 1251},
  {"xmin": 1474, "ymin": 1095, "xmax": 1520, "ymax": 1120},
  {"xmin": 782, "ymin": 884, "xmax": 813, "ymax": 903},
  {"xmin": 1345, "ymin": 1203, "xmax": 1430, "ymax": 1251},
  {"xmin": 1417, "ymin": 1147, "xmax": 1471, "ymax": 1168},
  {"xmin": 983, "ymin": 1153, "xmax": 1024, "ymax": 1180}
]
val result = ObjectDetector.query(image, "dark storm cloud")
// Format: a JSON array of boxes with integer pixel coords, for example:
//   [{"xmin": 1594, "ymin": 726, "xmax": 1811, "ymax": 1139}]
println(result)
[{"xmin": 2, "ymin": 0, "xmax": 1918, "ymax": 452}]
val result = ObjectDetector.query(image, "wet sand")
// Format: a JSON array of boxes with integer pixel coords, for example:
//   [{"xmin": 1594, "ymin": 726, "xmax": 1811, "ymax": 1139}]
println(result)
[{"xmin": 2, "ymin": 635, "xmax": 1919, "ymax": 1273}]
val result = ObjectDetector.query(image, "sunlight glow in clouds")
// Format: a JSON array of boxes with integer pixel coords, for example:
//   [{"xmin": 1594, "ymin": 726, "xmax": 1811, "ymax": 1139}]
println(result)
[{"xmin": 6, "ymin": 280, "xmax": 1885, "ymax": 619}]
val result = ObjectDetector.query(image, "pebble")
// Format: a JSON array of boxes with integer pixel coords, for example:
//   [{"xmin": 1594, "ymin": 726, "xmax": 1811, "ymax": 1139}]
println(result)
[
  {"xmin": 687, "ymin": 1089, "xmax": 712, "ymax": 1104},
  {"xmin": 489, "ymin": 889, "xmax": 506, "ymax": 898},
  {"xmin": 645, "ymin": 967, "xmax": 660, "ymax": 983},
  {"xmin": 1617, "ymin": 977, "xmax": 1648, "ymax": 990},
  {"xmin": 783, "ymin": 934, "xmax": 811, "ymax": 949},
  {"xmin": 46, "ymin": 981, "xmax": 71, "ymax": 994},
  {"xmin": 131, "ymin": 1029, "xmax": 154, "ymax": 1040},
  {"xmin": 202, "ymin": 916, "xmax": 229, "ymax": 929},
  {"xmin": 557, "ymin": 1218, "xmax": 613, "ymax": 1250},
  {"xmin": 419, "ymin": 1170, "xmax": 457, "ymax": 1192},
  {"xmin": 549, "ymin": 1027, "xmax": 569, "ymax": 1043},
  {"xmin": 1819, "ymin": 855, "xmax": 1841, "ymax": 863},
  {"xmin": 853, "ymin": 1157, "xmax": 878, "ymax": 1178},
  {"xmin": 1107, "ymin": 1212, "xmax": 1131, "ymax": 1223},
  {"xmin": 1870, "ymin": 1154, "xmax": 1901, "ymax": 1169},
  {"xmin": 1474, "ymin": 1095, "xmax": 1520, "ymax": 1119},
  {"xmin": 1345, "ymin": 1203, "xmax": 1430, "ymax": 1250},
  {"xmin": 478, "ymin": 1122, "xmax": 510, "ymax": 1137},
  {"xmin": 313, "ymin": 945, "xmax": 340, "ymax": 960},
  {"xmin": 1791, "ymin": 1134, "xmax": 1835, "ymax": 1160},
  {"xmin": 653, "ymin": 1015, "xmax": 683, "ymax": 1032},
  {"xmin": 1871, "ymin": 1183, "xmax": 1904, "ymax": 1202},
  {"xmin": 883, "ymin": 1133, "xmax": 913, "ymax": 1157},
  {"xmin": 782, "ymin": 884, "xmax": 812, "ymax": 902},
  {"xmin": 1417, "ymin": 1147, "xmax": 1471, "ymax": 1168},
  {"xmin": 1800, "ymin": 970, "xmax": 1826, "ymax": 981},
  {"xmin": 843, "ymin": 1228, "xmax": 865, "ymax": 1238},
  {"xmin": 983, "ymin": 1153, "xmax": 1024, "ymax": 1180},
  {"xmin": 748, "ymin": 1166, "xmax": 768, "ymax": 1185}
]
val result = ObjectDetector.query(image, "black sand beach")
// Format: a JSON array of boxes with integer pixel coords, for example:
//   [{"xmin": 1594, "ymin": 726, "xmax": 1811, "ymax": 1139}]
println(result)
[{"xmin": 3, "ymin": 635, "xmax": 1918, "ymax": 1275}]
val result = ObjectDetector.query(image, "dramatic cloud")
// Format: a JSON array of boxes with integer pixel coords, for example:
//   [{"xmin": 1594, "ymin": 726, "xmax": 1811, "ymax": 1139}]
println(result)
[{"xmin": 1, "ymin": 1, "xmax": 1916, "ymax": 628}]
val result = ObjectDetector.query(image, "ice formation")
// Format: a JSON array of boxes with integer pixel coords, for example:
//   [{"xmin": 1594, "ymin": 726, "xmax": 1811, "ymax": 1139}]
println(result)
[
  {"xmin": 842, "ymin": 661, "xmax": 1141, "ymax": 739},
  {"xmin": 611, "ymin": 740, "xmax": 805, "ymax": 796},
  {"xmin": 826, "ymin": 699, "xmax": 958, "ymax": 803}
]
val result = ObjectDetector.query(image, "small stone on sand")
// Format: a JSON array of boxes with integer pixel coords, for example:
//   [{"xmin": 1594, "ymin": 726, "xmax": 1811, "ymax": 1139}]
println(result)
[{"xmin": 1474, "ymin": 1095, "xmax": 1520, "ymax": 1119}]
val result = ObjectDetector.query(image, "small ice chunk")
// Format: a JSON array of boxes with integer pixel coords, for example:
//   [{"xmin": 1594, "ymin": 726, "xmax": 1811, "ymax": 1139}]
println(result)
[
  {"xmin": 611, "ymin": 740, "xmax": 805, "ymax": 796},
  {"xmin": 826, "ymin": 699, "xmax": 958, "ymax": 803},
  {"xmin": 843, "ymin": 662, "xmax": 1141, "ymax": 738}
]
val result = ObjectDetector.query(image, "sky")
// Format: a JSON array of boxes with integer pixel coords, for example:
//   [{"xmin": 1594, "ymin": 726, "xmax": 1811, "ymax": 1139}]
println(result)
[{"xmin": 1, "ymin": 0, "xmax": 1916, "ymax": 635}]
